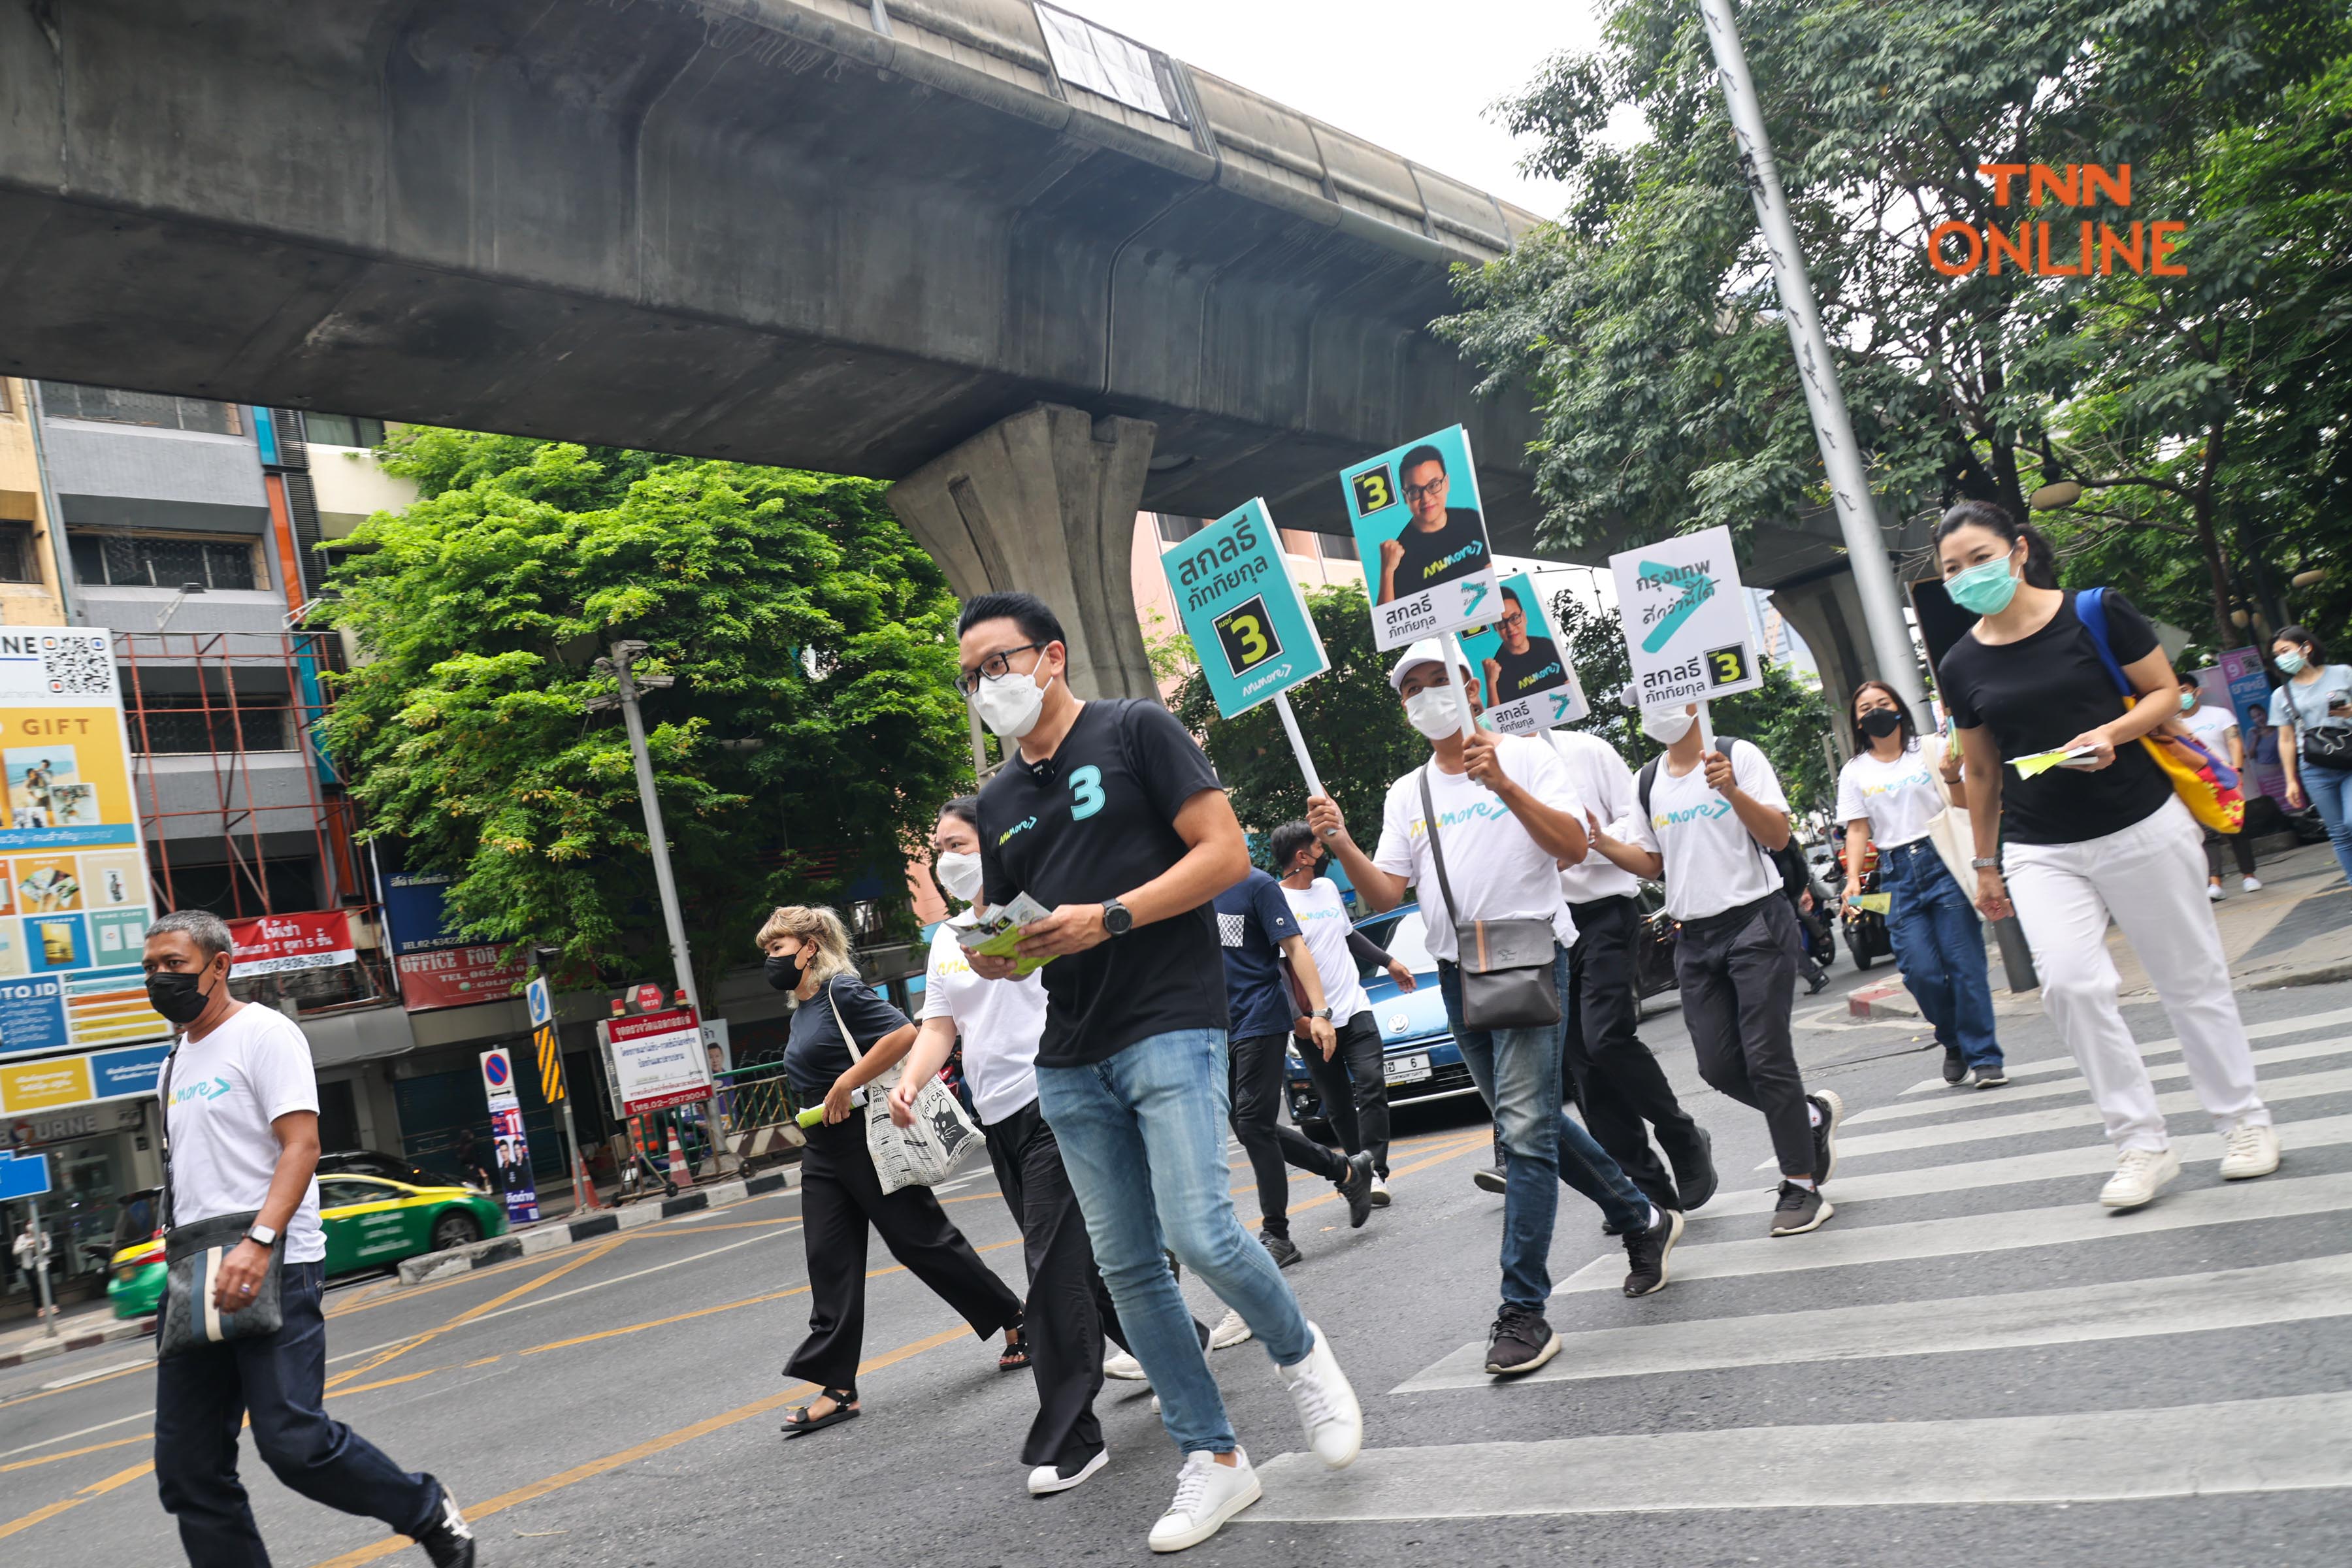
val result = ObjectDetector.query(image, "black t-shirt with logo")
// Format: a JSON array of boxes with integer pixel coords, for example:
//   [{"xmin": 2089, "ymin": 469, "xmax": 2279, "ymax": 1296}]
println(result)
[
  {"xmin": 1938, "ymin": 589, "xmax": 2174, "ymax": 846},
  {"xmin": 978, "ymin": 700, "xmax": 1230, "ymax": 1068},
  {"xmin": 1489, "ymin": 634, "xmax": 1565, "ymax": 702},
  {"xmin": 1387, "ymin": 508, "xmax": 1488, "ymax": 598}
]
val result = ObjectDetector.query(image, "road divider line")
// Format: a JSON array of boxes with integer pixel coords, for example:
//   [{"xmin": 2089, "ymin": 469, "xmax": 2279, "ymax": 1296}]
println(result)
[
  {"xmin": 325, "ymin": 1366, "xmax": 448, "ymax": 1399},
  {"xmin": 325, "ymin": 1238, "xmax": 624, "ymax": 1392},
  {"xmin": 0, "ymin": 1434, "xmax": 151, "ymax": 1473},
  {"xmin": 0, "ymin": 1458, "xmax": 154, "ymax": 1541}
]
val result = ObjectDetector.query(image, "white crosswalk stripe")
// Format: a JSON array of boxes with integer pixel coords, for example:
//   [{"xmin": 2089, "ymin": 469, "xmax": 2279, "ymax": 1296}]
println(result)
[
  {"xmin": 1897, "ymin": 1004, "xmax": 2352, "ymax": 1095},
  {"xmin": 1852, "ymin": 1034, "xmax": 2350, "ymax": 1126}
]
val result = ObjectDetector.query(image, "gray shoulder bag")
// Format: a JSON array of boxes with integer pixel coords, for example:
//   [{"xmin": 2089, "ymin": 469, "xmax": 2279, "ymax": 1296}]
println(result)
[
  {"xmin": 155, "ymin": 1036, "xmax": 287, "ymax": 1358},
  {"xmin": 1418, "ymin": 765, "xmax": 1561, "ymax": 1031}
]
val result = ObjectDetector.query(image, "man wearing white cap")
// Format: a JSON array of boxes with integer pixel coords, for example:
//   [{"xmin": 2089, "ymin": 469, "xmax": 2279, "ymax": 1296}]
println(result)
[{"xmin": 1309, "ymin": 640, "xmax": 1680, "ymax": 1377}]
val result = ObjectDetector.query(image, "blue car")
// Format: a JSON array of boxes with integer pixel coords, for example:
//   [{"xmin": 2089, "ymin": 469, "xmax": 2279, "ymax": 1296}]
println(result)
[{"xmin": 1282, "ymin": 903, "xmax": 1480, "ymax": 1139}]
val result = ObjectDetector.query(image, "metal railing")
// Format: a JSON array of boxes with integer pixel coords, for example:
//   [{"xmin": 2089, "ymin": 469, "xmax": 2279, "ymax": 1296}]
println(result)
[{"xmin": 711, "ymin": 1059, "xmax": 800, "ymax": 1134}]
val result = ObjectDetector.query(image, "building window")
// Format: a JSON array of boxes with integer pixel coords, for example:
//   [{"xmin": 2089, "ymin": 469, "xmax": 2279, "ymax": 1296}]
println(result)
[
  {"xmin": 1155, "ymin": 514, "xmax": 1205, "ymax": 545},
  {"xmin": 37, "ymin": 382, "xmax": 242, "ymax": 436},
  {"xmin": 0, "ymin": 523, "xmax": 37, "ymax": 583},
  {"xmin": 70, "ymin": 533, "xmax": 260, "ymax": 591},
  {"xmin": 301, "ymin": 412, "xmax": 386, "ymax": 448},
  {"xmin": 126, "ymin": 691, "xmax": 297, "ymax": 754}
]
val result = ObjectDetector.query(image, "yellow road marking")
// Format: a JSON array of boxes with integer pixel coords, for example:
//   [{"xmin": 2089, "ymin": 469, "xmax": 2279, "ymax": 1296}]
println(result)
[
  {"xmin": 463, "ymin": 1356, "xmax": 500, "ymax": 1368},
  {"xmin": 0, "ymin": 1435, "xmax": 150, "ymax": 1473},
  {"xmin": 0, "ymin": 1459, "xmax": 154, "ymax": 1541},
  {"xmin": 324, "ymin": 1238, "xmax": 623, "ymax": 1391},
  {"xmin": 325, "ymin": 1367, "xmax": 446, "ymax": 1399}
]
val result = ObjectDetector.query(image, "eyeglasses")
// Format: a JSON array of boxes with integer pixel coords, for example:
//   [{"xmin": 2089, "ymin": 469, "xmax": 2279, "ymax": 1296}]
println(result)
[
  {"xmin": 1403, "ymin": 477, "xmax": 1447, "ymax": 504},
  {"xmin": 955, "ymin": 642, "xmax": 1047, "ymax": 696}
]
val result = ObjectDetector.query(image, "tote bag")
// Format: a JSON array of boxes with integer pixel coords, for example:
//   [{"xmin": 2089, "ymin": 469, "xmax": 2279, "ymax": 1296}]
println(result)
[
  {"xmin": 1921, "ymin": 742, "xmax": 1980, "ymax": 904},
  {"xmin": 2076, "ymin": 589, "xmax": 2246, "ymax": 834},
  {"xmin": 825, "ymin": 981, "xmax": 983, "ymax": 1196}
]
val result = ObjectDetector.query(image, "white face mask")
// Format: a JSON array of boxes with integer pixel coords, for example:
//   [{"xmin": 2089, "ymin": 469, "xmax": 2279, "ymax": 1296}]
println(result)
[
  {"xmin": 1641, "ymin": 708, "xmax": 1697, "ymax": 745},
  {"xmin": 934, "ymin": 850, "xmax": 984, "ymax": 904},
  {"xmin": 1403, "ymin": 686, "xmax": 1465, "ymax": 740},
  {"xmin": 973, "ymin": 666, "xmax": 1054, "ymax": 740}
]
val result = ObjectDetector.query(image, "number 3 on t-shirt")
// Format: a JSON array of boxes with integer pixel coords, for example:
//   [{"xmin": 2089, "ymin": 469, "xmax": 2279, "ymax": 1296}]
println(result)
[{"xmin": 1069, "ymin": 764, "xmax": 1105, "ymax": 821}]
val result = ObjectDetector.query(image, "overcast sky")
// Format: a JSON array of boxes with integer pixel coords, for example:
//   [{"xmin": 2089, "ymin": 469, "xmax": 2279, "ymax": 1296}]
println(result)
[{"xmin": 1056, "ymin": 0, "xmax": 1610, "ymax": 215}]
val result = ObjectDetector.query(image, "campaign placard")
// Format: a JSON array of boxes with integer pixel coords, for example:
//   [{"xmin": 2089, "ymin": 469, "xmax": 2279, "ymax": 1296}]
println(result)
[
  {"xmin": 1457, "ymin": 573, "xmax": 1590, "ymax": 736},
  {"xmin": 1160, "ymin": 498, "xmax": 1329, "ymax": 719},
  {"xmin": 1608, "ymin": 526, "xmax": 1763, "ymax": 711},
  {"xmin": 1341, "ymin": 425, "xmax": 1501, "ymax": 649}
]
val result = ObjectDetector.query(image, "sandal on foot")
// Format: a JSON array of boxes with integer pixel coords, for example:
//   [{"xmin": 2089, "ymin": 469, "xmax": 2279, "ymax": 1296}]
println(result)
[
  {"xmin": 998, "ymin": 1321, "xmax": 1030, "ymax": 1372},
  {"xmin": 781, "ymin": 1387, "xmax": 860, "ymax": 1437}
]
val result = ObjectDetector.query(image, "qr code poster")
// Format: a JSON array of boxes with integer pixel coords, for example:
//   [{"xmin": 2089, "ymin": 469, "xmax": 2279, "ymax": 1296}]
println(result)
[{"xmin": 1338, "ymin": 425, "xmax": 1502, "ymax": 651}]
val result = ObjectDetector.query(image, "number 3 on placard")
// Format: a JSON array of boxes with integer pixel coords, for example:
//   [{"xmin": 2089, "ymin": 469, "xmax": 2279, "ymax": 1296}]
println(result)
[
  {"xmin": 1706, "ymin": 645, "xmax": 1750, "ymax": 687},
  {"xmin": 1228, "ymin": 614, "xmax": 1267, "ymax": 664},
  {"xmin": 1350, "ymin": 466, "xmax": 1395, "ymax": 516}
]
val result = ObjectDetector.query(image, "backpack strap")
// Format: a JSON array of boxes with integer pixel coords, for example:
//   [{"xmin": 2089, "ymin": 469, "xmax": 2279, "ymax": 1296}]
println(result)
[
  {"xmin": 2073, "ymin": 588, "xmax": 2132, "ymax": 696},
  {"xmin": 1637, "ymin": 755, "xmax": 1659, "ymax": 819},
  {"xmin": 1416, "ymin": 764, "xmax": 1460, "ymax": 930}
]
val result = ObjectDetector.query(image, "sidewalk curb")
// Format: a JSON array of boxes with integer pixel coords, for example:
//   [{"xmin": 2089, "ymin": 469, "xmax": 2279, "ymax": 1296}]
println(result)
[
  {"xmin": 1848, "ymin": 980, "xmax": 1921, "ymax": 1022},
  {"xmin": 0, "ymin": 1313, "xmax": 155, "ymax": 1370},
  {"xmin": 2244, "ymin": 958, "xmax": 2352, "ymax": 992},
  {"xmin": 397, "ymin": 1168, "xmax": 802, "ymax": 1286}
]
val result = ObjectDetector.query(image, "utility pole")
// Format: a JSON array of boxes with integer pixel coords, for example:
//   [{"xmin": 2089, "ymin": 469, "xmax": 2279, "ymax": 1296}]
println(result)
[
  {"xmin": 588, "ymin": 642, "xmax": 730, "ymax": 1169},
  {"xmin": 1696, "ymin": 0, "xmax": 1930, "ymax": 726}
]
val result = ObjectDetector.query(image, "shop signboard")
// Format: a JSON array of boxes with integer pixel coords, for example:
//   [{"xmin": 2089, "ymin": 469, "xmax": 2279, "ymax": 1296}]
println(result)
[
  {"xmin": 0, "ymin": 1039, "xmax": 166, "ymax": 1115},
  {"xmin": 227, "ymin": 911, "xmax": 357, "ymax": 977},
  {"xmin": 379, "ymin": 870, "xmax": 527, "ymax": 1011},
  {"xmin": 0, "ymin": 629, "xmax": 166, "ymax": 1059},
  {"xmin": 600, "ymin": 1007, "xmax": 713, "ymax": 1118}
]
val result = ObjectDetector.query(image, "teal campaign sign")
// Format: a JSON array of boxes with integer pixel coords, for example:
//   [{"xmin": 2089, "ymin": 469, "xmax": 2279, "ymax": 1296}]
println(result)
[
  {"xmin": 1607, "ymin": 525, "xmax": 1763, "ymax": 711},
  {"xmin": 1340, "ymin": 424, "xmax": 1501, "ymax": 650},
  {"xmin": 1162, "ymin": 498, "xmax": 1330, "ymax": 719},
  {"xmin": 1458, "ymin": 573, "xmax": 1590, "ymax": 736}
]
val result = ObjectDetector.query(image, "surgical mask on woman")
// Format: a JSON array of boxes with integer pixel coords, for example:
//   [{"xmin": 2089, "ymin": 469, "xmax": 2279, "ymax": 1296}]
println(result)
[
  {"xmin": 1641, "ymin": 708, "xmax": 1696, "ymax": 746},
  {"xmin": 1945, "ymin": 549, "xmax": 2023, "ymax": 615},
  {"xmin": 2276, "ymin": 649, "xmax": 2308, "ymax": 677},
  {"xmin": 1403, "ymin": 687, "xmax": 1465, "ymax": 740},
  {"xmin": 973, "ymin": 666, "xmax": 1054, "ymax": 740},
  {"xmin": 934, "ymin": 850, "xmax": 984, "ymax": 904}
]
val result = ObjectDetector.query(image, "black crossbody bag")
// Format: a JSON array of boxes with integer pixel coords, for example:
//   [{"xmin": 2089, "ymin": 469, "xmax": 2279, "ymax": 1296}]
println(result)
[
  {"xmin": 154, "ymin": 1035, "xmax": 287, "ymax": 1359},
  {"xmin": 1418, "ymin": 766, "xmax": 1561, "ymax": 1031}
]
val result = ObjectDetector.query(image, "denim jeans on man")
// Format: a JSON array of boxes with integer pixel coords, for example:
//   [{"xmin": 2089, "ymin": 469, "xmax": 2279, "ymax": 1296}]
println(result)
[
  {"xmin": 1438, "ymin": 947, "xmax": 1651, "ymax": 1309},
  {"xmin": 1036, "ymin": 1027, "xmax": 1315, "ymax": 1455},
  {"xmin": 1879, "ymin": 838, "xmax": 2002, "ymax": 1071},
  {"xmin": 154, "ymin": 1262, "xmax": 443, "ymax": 1567},
  {"xmin": 2302, "ymin": 761, "xmax": 2352, "ymax": 888}
]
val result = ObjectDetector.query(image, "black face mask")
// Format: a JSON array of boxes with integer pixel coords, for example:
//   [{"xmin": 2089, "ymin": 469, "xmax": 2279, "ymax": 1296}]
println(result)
[
  {"xmin": 147, "ymin": 967, "xmax": 214, "ymax": 1026},
  {"xmin": 764, "ymin": 952, "xmax": 805, "ymax": 992},
  {"xmin": 1859, "ymin": 708, "xmax": 1904, "ymax": 740}
]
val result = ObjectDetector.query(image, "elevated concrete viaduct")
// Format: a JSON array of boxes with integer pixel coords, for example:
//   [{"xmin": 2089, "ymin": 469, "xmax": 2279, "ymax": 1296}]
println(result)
[{"xmin": 0, "ymin": 0, "xmax": 1573, "ymax": 696}]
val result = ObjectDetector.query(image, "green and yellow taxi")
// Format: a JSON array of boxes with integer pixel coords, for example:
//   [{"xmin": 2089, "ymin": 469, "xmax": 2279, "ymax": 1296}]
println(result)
[{"xmin": 106, "ymin": 1173, "xmax": 508, "ymax": 1318}]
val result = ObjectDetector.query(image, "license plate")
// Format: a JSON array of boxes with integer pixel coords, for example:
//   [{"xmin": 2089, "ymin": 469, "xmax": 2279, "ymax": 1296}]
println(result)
[{"xmin": 1385, "ymin": 1053, "xmax": 1432, "ymax": 1086}]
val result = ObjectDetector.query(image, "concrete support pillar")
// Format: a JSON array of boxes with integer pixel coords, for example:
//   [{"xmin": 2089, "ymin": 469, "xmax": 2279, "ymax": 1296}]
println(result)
[
  {"xmin": 1771, "ymin": 574, "xmax": 1875, "ymax": 763},
  {"xmin": 887, "ymin": 404, "xmax": 1161, "ymax": 702}
]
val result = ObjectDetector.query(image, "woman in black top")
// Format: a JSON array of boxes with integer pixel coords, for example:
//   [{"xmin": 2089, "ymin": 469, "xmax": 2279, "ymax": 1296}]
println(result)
[
  {"xmin": 758, "ymin": 904, "xmax": 1024, "ymax": 1435},
  {"xmin": 1934, "ymin": 502, "xmax": 2276, "ymax": 1213}
]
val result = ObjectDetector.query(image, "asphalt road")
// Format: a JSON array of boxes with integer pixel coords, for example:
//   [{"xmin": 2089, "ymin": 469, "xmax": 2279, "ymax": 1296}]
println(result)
[{"xmin": 5, "ymin": 961, "xmax": 2348, "ymax": 1567}]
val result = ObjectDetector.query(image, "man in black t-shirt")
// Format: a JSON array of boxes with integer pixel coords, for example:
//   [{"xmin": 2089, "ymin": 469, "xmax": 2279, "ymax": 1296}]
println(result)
[
  {"xmin": 1375, "ymin": 445, "xmax": 1488, "ymax": 606},
  {"xmin": 958, "ymin": 591, "xmax": 1362, "ymax": 1550},
  {"xmin": 1481, "ymin": 593, "xmax": 1566, "ymax": 704}
]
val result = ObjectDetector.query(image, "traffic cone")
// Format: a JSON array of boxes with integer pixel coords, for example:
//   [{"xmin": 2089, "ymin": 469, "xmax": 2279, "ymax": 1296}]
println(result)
[
  {"xmin": 666, "ymin": 1122, "xmax": 694, "ymax": 1188},
  {"xmin": 573, "ymin": 1151, "xmax": 604, "ymax": 1211}
]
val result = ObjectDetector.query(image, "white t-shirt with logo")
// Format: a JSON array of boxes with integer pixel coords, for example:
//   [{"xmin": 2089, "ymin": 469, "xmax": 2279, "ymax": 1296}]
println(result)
[
  {"xmin": 1834, "ymin": 736, "xmax": 1948, "ymax": 850},
  {"xmin": 1546, "ymin": 729, "xmax": 1644, "ymax": 903},
  {"xmin": 2178, "ymin": 702, "xmax": 2239, "ymax": 760},
  {"xmin": 1626, "ymin": 740, "xmax": 1791, "ymax": 921},
  {"xmin": 163, "ymin": 1003, "xmax": 324, "ymax": 1264},
  {"xmin": 1282, "ymin": 876, "xmax": 1372, "ymax": 1023},
  {"xmin": 1371, "ymin": 735, "xmax": 1580, "ymax": 964},
  {"xmin": 919, "ymin": 919, "xmax": 1048, "ymax": 1126}
]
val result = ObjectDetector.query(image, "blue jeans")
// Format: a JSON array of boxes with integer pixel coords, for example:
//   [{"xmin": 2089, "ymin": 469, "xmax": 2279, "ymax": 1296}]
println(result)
[
  {"xmin": 1036, "ymin": 1028, "xmax": 1314, "ymax": 1456},
  {"xmin": 1880, "ymin": 839, "xmax": 2002, "ymax": 1071},
  {"xmin": 1439, "ymin": 947, "xmax": 1652, "ymax": 1311},
  {"xmin": 2302, "ymin": 762, "xmax": 2352, "ymax": 887}
]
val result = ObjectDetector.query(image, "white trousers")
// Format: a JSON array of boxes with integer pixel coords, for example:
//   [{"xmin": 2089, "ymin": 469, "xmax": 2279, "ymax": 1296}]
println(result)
[{"xmin": 2003, "ymin": 794, "xmax": 2269, "ymax": 1152}]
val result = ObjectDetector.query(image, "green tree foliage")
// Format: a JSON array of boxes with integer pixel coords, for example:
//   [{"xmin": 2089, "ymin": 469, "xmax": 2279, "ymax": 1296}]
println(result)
[
  {"xmin": 322, "ymin": 433, "xmax": 970, "ymax": 997},
  {"xmin": 1443, "ymin": 0, "xmax": 2351, "ymax": 652}
]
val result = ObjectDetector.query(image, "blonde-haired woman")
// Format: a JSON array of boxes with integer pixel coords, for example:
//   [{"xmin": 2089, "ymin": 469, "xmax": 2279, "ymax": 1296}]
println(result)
[{"xmin": 758, "ymin": 905, "xmax": 1024, "ymax": 1436}]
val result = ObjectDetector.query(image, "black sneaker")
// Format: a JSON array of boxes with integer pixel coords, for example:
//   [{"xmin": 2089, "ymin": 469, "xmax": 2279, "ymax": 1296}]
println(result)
[
  {"xmin": 1665, "ymin": 1124, "xmax": 1718, "ymax": 1212},
  {"xmin": 417, "ymin": 1490, "xmax": 476, "ymax": 1568},
  {"xmin": 1260, "ymin": 1231, "xmax": 1303, "ymax": 1269},
  {"xmin": 1482, "ymin": 1305, "xmax": 1561, "ymax": 1377},
  {"xmin": 1473, "ymin": 1166, "xmax": 1507, "ymax": 1194},
  {"xmin": 1621, "ymin": 1207, "xmax": 1684, "ymax": 1297},
  {"xmin": 1807, "ymin": 1090, "xmax": 1845, "ymax": 1184},
  {"xmin": 1335, "ymin": 1152, "xmax": 1376, "ymax": 1229},
  {"xmin": 1973, "ymin": 1068, "xmax": 2010, "ymax": 1089},
  {"xmin": 1769, "ymin": 1181, "xmax": 1833, "ymax": 1236},
  {"xmin": 1942, "ymin": 1043, "xmax": 1967, "ymax": 1085}
]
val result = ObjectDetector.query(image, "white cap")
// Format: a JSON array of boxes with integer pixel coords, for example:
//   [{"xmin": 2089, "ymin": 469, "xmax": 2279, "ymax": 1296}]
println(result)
[{"xmin": 1386, "ymin": 638, "xmax": 1467, "ymax": 693}]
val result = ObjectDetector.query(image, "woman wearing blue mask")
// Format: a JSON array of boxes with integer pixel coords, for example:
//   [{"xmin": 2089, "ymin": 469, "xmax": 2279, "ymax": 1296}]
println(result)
[
  {"xmin": 2267, "ymin": 625, "xmax": 2352, "ymax": 887},
  {"xmin": 1933, "ymin": 501, "xmax": 2276, "ymax": 1215}
]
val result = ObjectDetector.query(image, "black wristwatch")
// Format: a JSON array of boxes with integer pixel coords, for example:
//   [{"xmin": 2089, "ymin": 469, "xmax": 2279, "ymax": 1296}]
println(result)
[
  {"xmin": 1100, "ymin": 897, "xmax": 1134, "ymax": 937},
  {"xmin": 244, "ymin": 1222, "xmax": 280, "ymax": 1248}
]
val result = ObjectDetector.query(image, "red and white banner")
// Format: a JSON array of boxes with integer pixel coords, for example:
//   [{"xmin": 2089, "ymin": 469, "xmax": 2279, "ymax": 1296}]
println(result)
[
  {"xmin": 395, "ymin": 943, "xmax": 527, "ymax": 1012},
  {"xmin": 227, "ymin": 911, "xmax": 356, "ymax": 977},
  {"xmin": 604, "ymin": 1007, "xmax": 712, "ymax": 1116}
]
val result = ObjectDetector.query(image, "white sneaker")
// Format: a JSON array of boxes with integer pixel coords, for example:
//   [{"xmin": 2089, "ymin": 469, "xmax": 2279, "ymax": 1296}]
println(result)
[
  {"xmin": 1103, "ymin": 1348, "xmax": 1147, "ymax": 1380},
  {"xmin": 1276, "ymin": 1322, "xmax": 1362, "ymax": 1469},
  {"xmin": 1207, "ymin": 1307, "xmax": 1253, "ymax": 1350},
  {"xmin": 1147, "ymin": 1448, "xmax": 1260, "ymax": 1553},
  {"xmin": 2244, "ymin": 876, "xmax": 2264, "ymax": 893},
  {"xmin": 1368, "ymin": 1174, "xmax": 1392, "ymax": 1207},
  {"xmin": 2206, "ymin": 882, "xmax": 2226, "ymax": 902},
  {"xmin": 2218, "ymin": 1122, "xmax": 2281, "ymax": 1180},
  {"xmin": 2099, "ymin": 1146, "xmax": 2181, "ymax": 1209},
  {"xmin": 1028, "ymin": 1446, "xmax": 1110, "ymax": 1495}
]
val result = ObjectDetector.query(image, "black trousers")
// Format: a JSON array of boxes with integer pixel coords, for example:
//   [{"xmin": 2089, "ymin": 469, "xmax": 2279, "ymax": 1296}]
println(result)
[
  {"xmin": 787, "ymin": 1115, "xmax": 1024, "ymax": 1392},
  {"xmin": 1295, "ymin": 1011, "xmax": 1392, "ymax": 1176},
  {"xmin": 984, "ymin": 1098, "xmax": 1127, "ymax": 1470},
  {"xmin": 1564, "ymin": 894, "xmax": 1704, "ymax": 1211},
  {"xmin": 1675, "ymin": 894, "xmax": 1816, "ymax": 1178},
  {"xmin": 1229, "ymin": 1031, "xmax": 1346, "ymax": 1238},
  {"xmin": 154, "ymin": 1262, "xmax": 442, "ymax": 1567},
  {"xmin": 2204, "ymin": 823, "xmax": 2257, "ymax": 879}
]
